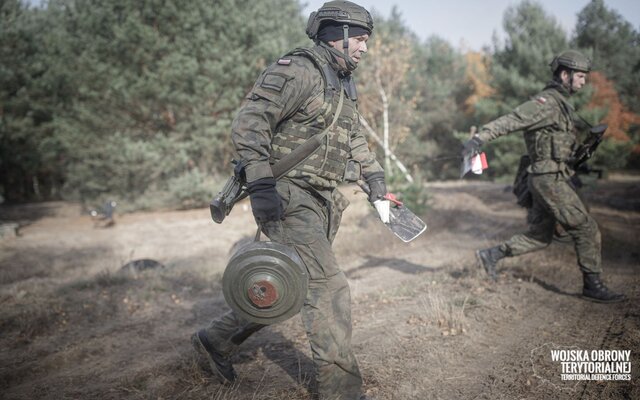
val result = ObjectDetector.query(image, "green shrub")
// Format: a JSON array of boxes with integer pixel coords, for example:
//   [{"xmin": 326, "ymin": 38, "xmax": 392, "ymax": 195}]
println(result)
[
  {"xmin": 591, "ymin": 138, "xmax": 633, "ymax": 171},
  {"xmin": 166, "ymin": 169, "xmax": 215, "ymax": 209},
  {"xmin": 387, "ymin": 172, "xmax": 430, "ymax": 216}
]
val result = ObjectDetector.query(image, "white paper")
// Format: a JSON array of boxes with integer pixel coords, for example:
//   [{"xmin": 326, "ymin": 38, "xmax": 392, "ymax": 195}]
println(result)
[{"xmin": 373, "ymin": 199, "xmax": 391, "ymax": 224}]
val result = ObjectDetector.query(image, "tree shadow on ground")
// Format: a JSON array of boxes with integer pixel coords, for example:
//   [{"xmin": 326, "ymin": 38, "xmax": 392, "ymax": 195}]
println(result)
[
  {"xmin": 225, "ymin": 329, "xmax": 317, "ymax": 397},
  {"xmin": 0, "ymin": 203, "xmax": 59, "ymax": 222},
  {"xmin": 259, "ymin": 330, "xmax": 317, "ymax": 395},
  {"xmin": 0, "ymin": 244, "xmax": 113, "ymax": 285},
  {"xmin": 346, "ymin": 255, "xmax": 445, "ymax": 278},
  {"xmin": 510, "ymin": 269, "xmax": 580, "ymax": 298}
]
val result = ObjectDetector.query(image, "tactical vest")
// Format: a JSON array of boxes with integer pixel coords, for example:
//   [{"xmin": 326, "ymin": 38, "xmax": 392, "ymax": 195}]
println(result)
[
  {"xmin": 269, "ymin": 47, "xmax": 358, "ymax": 189},
  {"xmin": 524, "ymin": 88, "xmax": 576, "ymax": 173}
]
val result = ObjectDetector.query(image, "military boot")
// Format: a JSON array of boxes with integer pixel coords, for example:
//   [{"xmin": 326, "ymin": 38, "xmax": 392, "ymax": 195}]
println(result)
[
  {"xmin": 582, "ymin": 273, "xmax": 626, "ymax": 303},
  {"xmin": 191, "ymin": 329, "xmax": 237, "ymax": 383},
  {"xmin": 475, "ymin": 245, "xmax": 506, "ymax": 281}
]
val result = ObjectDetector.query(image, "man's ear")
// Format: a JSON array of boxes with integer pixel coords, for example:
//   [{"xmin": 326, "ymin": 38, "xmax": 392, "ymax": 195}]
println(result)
[{"xmin": 560, "ymin": 69, "xmax": 570, "ymax": 83}]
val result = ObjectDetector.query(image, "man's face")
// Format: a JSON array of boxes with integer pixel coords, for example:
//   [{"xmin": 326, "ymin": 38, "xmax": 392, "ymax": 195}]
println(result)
[
  {"xmin": 328, "ymin": 34, "xmax": 369, "ymax": 68},
  {"xmin": 561, "ymin": 70, "xmax": 588, "ymax": 91}
]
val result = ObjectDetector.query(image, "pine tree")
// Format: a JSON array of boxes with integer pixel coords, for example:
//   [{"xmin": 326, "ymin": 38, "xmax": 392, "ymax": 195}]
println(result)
[
  {"xmin": 45, "ymin": 0, "xmax": 306, "ymax": 207},
  {"xmin": 574, "ymin": 0, "xmax": 640, "ymax": 113},
  {"xmin": 573, "ymin": 0, "xmax": 640, "ymax": 168},
  {"xmin": 408, "ymin": 36, "xmax": 469, "ymax": 180},
  {"xmin": 0, "ymin": 0, "xmax": 72, "ymax": 202}
]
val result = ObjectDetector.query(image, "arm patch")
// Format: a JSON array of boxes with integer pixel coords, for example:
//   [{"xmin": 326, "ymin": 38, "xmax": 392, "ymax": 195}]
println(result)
[{"xmin": 260, "ymin": 72, "xmax": 289, "ymax": 92}]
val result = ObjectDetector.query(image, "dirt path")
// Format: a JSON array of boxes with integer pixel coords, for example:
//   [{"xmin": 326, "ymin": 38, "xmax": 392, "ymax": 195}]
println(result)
[{"xmin": 1, "ymin": 179, "xmax": 638, "ymax": 399}]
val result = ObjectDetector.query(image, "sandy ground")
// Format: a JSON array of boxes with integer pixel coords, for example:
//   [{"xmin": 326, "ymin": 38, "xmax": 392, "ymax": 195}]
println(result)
[{"xmin": 0, "ymin": 177, "xmax": 638, "ymax": 399}]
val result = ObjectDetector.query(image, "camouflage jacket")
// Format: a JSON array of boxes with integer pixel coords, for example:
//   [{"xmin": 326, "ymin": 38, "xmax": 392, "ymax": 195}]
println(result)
[
  {"xmin": 477, "ymin": 82, "xmax": 578, "ymax": 175},
  {"xmin": 231, "ymin": 45, "xmax": 383, "ymax": 190}
]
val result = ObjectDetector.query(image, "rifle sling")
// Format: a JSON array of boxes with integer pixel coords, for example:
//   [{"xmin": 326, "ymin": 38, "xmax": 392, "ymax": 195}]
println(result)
[{"xmin": 271, "ymin": 88, "xmax": 345, "ymax": 180}]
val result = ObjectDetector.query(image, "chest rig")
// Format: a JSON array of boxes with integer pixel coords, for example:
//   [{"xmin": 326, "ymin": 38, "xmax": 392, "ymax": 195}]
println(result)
[
  {"xmin": 524, "ymin": 87, "xmax": 576, "ymax": 169},
  {"xmin": 269, "ymin": 47, "xmax": 358, "ymax": 189}
]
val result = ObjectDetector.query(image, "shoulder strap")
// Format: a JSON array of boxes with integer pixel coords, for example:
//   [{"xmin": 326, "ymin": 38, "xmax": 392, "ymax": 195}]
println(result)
[
  {"xmin": 544, "ymin": 89, "xmax": 592, "ymax": 129},
  {"xmin": 286, "ymin": 47, "xmax": 341, "ymax": 92},
  {"xmin": 544, "ymin": 89, "xmax": 575, "ymax": 121}
]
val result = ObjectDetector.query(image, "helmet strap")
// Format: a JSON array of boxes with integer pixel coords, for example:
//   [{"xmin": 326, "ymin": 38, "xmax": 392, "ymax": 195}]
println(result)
[
  {"xmin": 340, "ymin": 24, "xmax": 358, "ymax": 70},
  {"xmin": 568, "ymin": 70, "xmax": 576, "ymax": 94},
  {"xmin": 342, "ymin": 24, "xmax": 349, "ymax": 57}
]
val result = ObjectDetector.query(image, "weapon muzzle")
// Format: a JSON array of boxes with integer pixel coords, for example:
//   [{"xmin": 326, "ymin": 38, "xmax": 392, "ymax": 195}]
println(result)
[
  {"xmin": 590, "ymin": 124, "xmax": 607, "ymax": 135},
  {"xmin": 210, "ymin": 197, "xmax": 227, "ymax": 224}
]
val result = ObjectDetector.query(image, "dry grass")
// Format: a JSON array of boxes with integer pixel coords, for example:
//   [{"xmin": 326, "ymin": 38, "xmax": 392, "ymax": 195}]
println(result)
[
  {"xmin": 2, "ymin": 180, "xmax": 638, "ymax": 400},
  {"xmin": 419, "ymin": 290, "xmax": 469, "ymax": 336}
]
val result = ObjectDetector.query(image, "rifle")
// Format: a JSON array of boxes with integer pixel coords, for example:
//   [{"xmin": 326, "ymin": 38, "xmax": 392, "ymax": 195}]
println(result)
[
  {"xmin": 209, "ymin": 160, "xmax": 248, "ymax": 224},
  {"xmin": 568, "ymin": 124, "xmax": 607, "ymax": 170}
]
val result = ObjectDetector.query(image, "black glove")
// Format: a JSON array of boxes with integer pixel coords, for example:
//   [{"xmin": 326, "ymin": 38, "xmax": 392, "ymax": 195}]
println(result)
[
  {"xmin": 364, "ymin": 171, "xmax": 387, "ymax": 203},
  {"xmin": 461, "ymin": 135, "xmax": 483, "ymax": 158},
  {"xmin": 575, "ymin": 162, "xmax": 592, "ymax": 174},
  {"xmin": 247, "ymin": 177, "xmax": 284, "ymax": 222}
]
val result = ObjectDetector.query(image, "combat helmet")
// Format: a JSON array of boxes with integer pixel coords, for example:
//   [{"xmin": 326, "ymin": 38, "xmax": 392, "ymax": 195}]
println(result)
[
  {"xmin": 306, "ymin": 1, "xmax": 373, "ymax": 40},
  {"xmin": 549, "ymin": 50, "xmax": 591, "ymax": 74},
  {"xmin": 306, "ymin": 1, "xmax": 373, "ymax": 70}
]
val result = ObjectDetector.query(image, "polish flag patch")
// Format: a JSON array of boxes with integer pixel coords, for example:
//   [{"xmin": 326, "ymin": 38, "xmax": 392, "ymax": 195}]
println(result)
[
  {"xmin": 277, "ymin": 58, "xmax": 292, "ymax": 65},
  {"xmin": 536, "ymin": 96, "xmax": 547, "ymax": 104}
]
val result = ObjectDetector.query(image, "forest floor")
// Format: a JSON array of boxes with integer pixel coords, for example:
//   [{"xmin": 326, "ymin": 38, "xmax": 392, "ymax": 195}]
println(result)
[{"xmin": 1, "ymin": 176, "xmax": 638, "ymax": 400}]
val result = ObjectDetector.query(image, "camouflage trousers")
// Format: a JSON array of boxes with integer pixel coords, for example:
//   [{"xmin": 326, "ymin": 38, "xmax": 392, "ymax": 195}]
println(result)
[
  {"xmin": 204, "ymin": 180, "xmax": 362, "ymax": 400},
  {"xmin": 502, "ymin": 172, "xmax": 602, "ymax": 273}
]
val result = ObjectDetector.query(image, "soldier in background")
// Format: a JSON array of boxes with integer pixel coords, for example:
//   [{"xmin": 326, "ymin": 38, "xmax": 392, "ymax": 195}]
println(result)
[
  {"xmin": 90, "ymin": 200, "xmax": 116, "ymax": 228},
  {"xmin": 192, "ymin": 2, "xmax": 386, "ymax": 399},
  {"xmin": 462, "ymin": 50, "xmax": 626, "ymax": 303}
]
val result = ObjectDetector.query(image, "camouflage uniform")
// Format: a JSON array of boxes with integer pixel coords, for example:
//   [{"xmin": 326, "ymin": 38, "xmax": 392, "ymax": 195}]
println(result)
[
  {"xmin": 476, "ymin": 81, "xmax": 601, "ymax": 274},
  {"xmin": 202, "ymin": 44, "xmax": 382, "ymax": 400}
]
